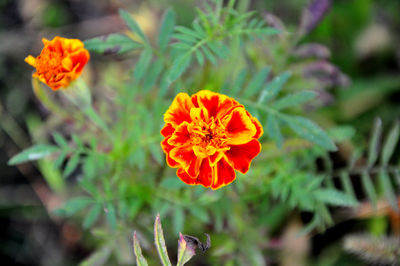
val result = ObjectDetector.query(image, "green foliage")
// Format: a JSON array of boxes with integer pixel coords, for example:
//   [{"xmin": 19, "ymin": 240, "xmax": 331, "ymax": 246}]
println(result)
[
  {"xmin": 10, "ymin": 0, "xmax": 400, "ymax": 265},
  {"xmin": 84, "ymin": 34, "xmax": 142, "ymax": 55},
  {"xmin": 133, "ymin": 215, "xmax": 197, "ymax": 266}
]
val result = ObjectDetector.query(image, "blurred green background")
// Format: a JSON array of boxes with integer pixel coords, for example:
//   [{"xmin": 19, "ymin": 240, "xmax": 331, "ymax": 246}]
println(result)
[{"xmin": 1, "ymin": 0, "xmax": 399, "ymax": 265}]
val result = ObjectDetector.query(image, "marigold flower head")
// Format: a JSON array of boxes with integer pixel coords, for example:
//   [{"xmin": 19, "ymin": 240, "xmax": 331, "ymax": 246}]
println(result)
[
  {"xmin": 25, "ymin": 36, "xmax": 90, "ymax": 90},
  {"xmin": 161, "ymin": 90, "xmax": 263, "ymax": 190}
]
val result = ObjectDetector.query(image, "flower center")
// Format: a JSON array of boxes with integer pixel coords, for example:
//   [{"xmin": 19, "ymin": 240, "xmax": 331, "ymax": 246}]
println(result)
[
  {"xmin": 36, "ymin": 49, "xmax": 64, "ymax": 80},
  {"xmin": 189, "ymin": 118, "xmax": 229, "ymax": 157}
]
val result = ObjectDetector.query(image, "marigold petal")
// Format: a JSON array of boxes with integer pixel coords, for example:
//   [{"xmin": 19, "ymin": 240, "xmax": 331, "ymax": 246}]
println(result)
[
  {"xmin": 177, "ymin": 168, "xmax": 197, "ymax": 185},
  {"xmin": 24, "ymin": 55, "xmax": 36, "ymax": 67},
  {"xmin": 251, "ymin": 115, "xmax": 264, "ymax": 139},
  {"xmin": 190, "ymin": 107, "xmax": 209, "ymax": 123},
  {"xmin": 192, "ymin": 90, "xmax": 240, "ymax": 119},
  {"xmin": 168, "ymin": 122, "xmax": 191, "ymax": 146},
  {"xmin": 69, "ymin": 50, "xmax": 90, "ymax": 73},
  {"xmin": 62, "ymin": 57, "xmax": 73, "ymax": 71},
  {"xmin": 223, "ymin": 107, "xmax": 257, "ymax": 145},
  {"xmin": 196, "ymin": 159, "xmax": 213, "ymax": 188},
  {"xmin": 225, "ymin": 139, "xmax": 261, "ymax": 174},
  {"xmin": 170, "ymin": 145, "xmax": 196, "ymax": 171},
  {"xmin": 161, "ymin": 137, "xmax": 179, "ymax": 167},
  {"xmin": 211, "ymin": 158, "xmax": 236, "ymax": 190},
  {"xmin": 160, "ymin": 123, "xmax": 175, "ymax": 137},
  {"xmin": 164, "ymin": 93, "xmax": 194, "ymax": 126}
]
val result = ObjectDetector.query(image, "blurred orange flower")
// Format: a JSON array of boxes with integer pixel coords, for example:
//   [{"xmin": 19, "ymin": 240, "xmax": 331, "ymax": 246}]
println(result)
[
  {"xmin": 161, "ymin": 90, "xmax": 263, "ymax": 190},
  {"xmin": 25, "ymin": 36, "xmax": 90, "ymax": 90}
]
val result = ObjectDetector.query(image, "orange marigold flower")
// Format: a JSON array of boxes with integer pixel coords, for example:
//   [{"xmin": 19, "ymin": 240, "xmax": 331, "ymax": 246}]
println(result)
[
  {"xmin": 25, "ymin": 36, "xmax": 90, "ymax": 90},
  {"xmin": 161, "ymin": 90, "xmax": 263, "ymax": 190}
]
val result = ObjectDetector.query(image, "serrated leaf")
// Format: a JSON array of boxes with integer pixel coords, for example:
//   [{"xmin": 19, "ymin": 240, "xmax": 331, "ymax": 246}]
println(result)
[
  {"xmin": 63, "ymin": 153, "xmax": 80, "ymax": 177},
  {"xmin": 8, "ymin": 144, "xmax": 60, "ymax": 165},
  {"xmin": 272, "ymin": 91, "xmax": 316, "ymax": 110},
  {"xmin": 176, "ymin": 26, "xmax": 203, "ymax": 40},
  {"xmin": 188, "ymin": 206, "xmax": 209, "ymax": 223},
  {"xmin": 315, "ymin": 189, "xmax": 358, "ymax": 207},
  {"xmin": 169, "ymin": 54, "xmax": 192, "ymax": 82},
  {"xmin": 134, "ymin": 49, "xmax": 153, "ymax": 80},
  {"xmin": 83, "ymin": 203, "xmax": 102, "ymax": 229},
  {"xmin": 207, "ymin": 41, "xmax": 230, "ymax": 59},
  {"xmin": 84, "ymin": 34, "xmax": 142, "ymax": 55},
  {"xmin": 195, "ymin": 49, "xmax": 204, "ymax": 66},
  {"xmin": 54, "ymin": 151, "xmax": 67, "ymax": 169},
  {"xmin": 79, "ymin": 245, "xmax": 112, "ymax": 266},
  {"xmin": 379, "ymin": 170, "xmax": 398, "ymax": 212},
  {"xmin": 339, "ymin": 172, "xmax": 356, "ymax": 200},
  {"xmin": 244, "ymin": 67, "xmax": 270, "ymax": 98},
  {"xmin": 258, "ymin": 71, "xmax": 291, "ymax": 103},
  {"xmin": 57, "ymin": 197, "xmax": 93, "ymax": 216},
  {"xmin": 281, "ymin": 115, "xmax": 337, "ymax": 151},
  {"xmin": 361, "ymin": 171, "xmax": 377, "ymax": 208},
  {"xmin": 53, "ymin": 132, "xmax": 68, "ymax": 148},
  {"xmin": 381, "ymin": 121, "xmax": 400, "ymax": 165},
  {"xmin": 174, "ymin": 207, "xmax": 185, "ymax": 235},
  {"xmin": 143, "ymin": 59, "xmax": 163, "ymax": 91},
  {"xmin": 154, "ymin": 214, "xmax": 172, "ymax": 266},
  {"xmin": 159, "ymin": 8, "xmax": 175, "ymax": 51},
  {"xmin": 267, "ymin": 114, "xmax": 283, "ymax": 147},
  {"xmin": 106, "ymin": 202, "xmax": 117, "ymax": 230},
  {"xmin": 173, "ymin": 33, "xmax": 198, "ymax": 44},
  {"xmin": 231, "ymin": 69, "xmax": 247, "ymax": 96},
  {"xmin": 201, "ymin": 45, "xmax": 216, "ymax": 64},
  {"xmin": 368, "ymin": 118, "xmax": 382, "ymax": 167},
  {"xmin": 133, "ymin": 231, "xmax": 149, "ymax": 266},
  {"xmin": 177, "ymin": 233, "xmax": 196, "ymax": 266},
  {"xmin": 119, "ymin": 9, "xmax": 148, "ymax": 43}
]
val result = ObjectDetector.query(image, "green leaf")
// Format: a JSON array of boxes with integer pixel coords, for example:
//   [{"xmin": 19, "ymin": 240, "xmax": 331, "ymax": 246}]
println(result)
[
  {"xmin": 158, "ymin": 8, "xmax": 175, "ymax": 51},
  {"xmin": 119, "ymin": 9, "xmax": 148, "ymax": 43},
  {"xmin": 195, "ymin": 49, "xmax": 204, "ymax": 66},
  {"xmin": 79, "ymin": 245, "xmax": 112, "ymax": 266},
  {"xmin": 267, "ymin": 114, "xmax": 283, "ymax": 147},
  {"xmin": 207, "ymin": 41, "xmax": 230, "ymax": 59},
  {"xmin": 361, "ymin": 171, "xmax": 377, "ymax": 208},
  {"xmin": 83, "ymin": 203, "xmax": 102, "ymax": 229},
  {"xmin": 56, "ymin": 197, "xmax": 93, "ymax": 216},
  {"xmin": 381, "ymin": 121, "xmax": 400, "ymax": 165},
  {"xmin": 379, "ymin": 170, "xmax": 398, "ymax": 212},
  {"xmin": 134, "ymin": 48, "xmax": 153, "ymax": 80},
  {"xmin": 8, "ymin": 144, "xmax": 60, "ymax": 165},
  {"xmin": 54, "ymin": 151, "xmax": 67, "ymax": 169},
  {"xmin": 339, "ymin": 172, "xmax": 356, "ymax": 200},
  {"xmin": 174, "ymin": 207, "xmax": 185, "ymax": 235},
  {"xmin": 84, "ymin": 34, "xmax": 142, "ymax": 55},
  {"xmin": 175, "ymin": 26, "xmax": 203, "ymax": 40},
  {"xmin": 176, "ymin": 233, "xmax": 196, "ymax": 266},
  {"xmin": 63, "ymin": 153, "xmax": 80, "ymax": 177},
  {"xmin": 231, "ymin": 69, "xmax": 247, "ymax": 96},
  {"xmin": 133, "ymin": 231, "xmax": 149, "ymax": 266},
  {"xmin": 258, "ymin": 71, "xmax": 291, "ymax": 103},
  {"xmin": 272, "ymin": 91, "xmax": 316, "ymax": 110},
  {"xmin": 244, "ymin": 67, "xmax": 270, "ymax": 98},
  {"xmin": 368, "ymin": 118, "xmax": 382, "ymax": 167},
  {"xmin": 314, "ymin": 189, "xmax": 358, "ymax": 207},
  {"xmin": 154, "ymin": 214, "xmax": 172, "ymax": 266},
  {"xmin": 188, "ymin": 206, "xmax": 209, "ymax": 223},
  {"xmin": 201, "ymin": 45, "xmax": 216, "ymax": 64},
  {"xmin": 281, "ymin": 115, "xmax": 337, "ymax": 151},
  {"xmin": 53, "ymin": 132, "xmax": 68, "ymax": 148},
  {"xmin": 169, "ymin": 54, "xmax": 192, "ymax": 82},
  {"xmin": 106, "ymin": 202, "xmax": 117, "ymax": 230}
]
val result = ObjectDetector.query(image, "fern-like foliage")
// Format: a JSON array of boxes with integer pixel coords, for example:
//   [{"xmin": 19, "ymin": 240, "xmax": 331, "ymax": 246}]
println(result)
[{"xmin": 326, "ymin": 118, "xmax": 400, "ymax": 213}]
